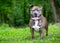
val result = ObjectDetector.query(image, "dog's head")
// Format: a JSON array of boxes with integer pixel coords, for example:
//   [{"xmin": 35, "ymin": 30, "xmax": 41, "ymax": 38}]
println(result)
[{"xmin": 30, "ymin": 5, "xmax": 43, "ymax": 18}]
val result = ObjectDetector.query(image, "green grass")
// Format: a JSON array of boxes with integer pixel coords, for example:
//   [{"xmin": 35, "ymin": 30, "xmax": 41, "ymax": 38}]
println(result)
[{"xmin": 0, "ymin": 24, "xmax": 60, "ymax": 43}]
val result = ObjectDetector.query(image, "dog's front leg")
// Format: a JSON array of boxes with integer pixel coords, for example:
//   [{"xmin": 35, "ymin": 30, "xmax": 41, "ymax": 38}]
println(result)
[
  {"xmin": 30, "ymin": 28, "xmax": 34, "ymax": 40},
  {"xmin": 29, "ymin": 19, "xmax": 35, "ymax": 40},
  {"xmin": 39, "ymin": 28, "xmax": 44, "ymax": 40}
]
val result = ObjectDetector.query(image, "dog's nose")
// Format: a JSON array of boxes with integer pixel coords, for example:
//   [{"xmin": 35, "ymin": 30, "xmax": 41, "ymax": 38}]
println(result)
[{"xmin": 34, "ymin": 13, "xmax": 37, "ymax": 17}]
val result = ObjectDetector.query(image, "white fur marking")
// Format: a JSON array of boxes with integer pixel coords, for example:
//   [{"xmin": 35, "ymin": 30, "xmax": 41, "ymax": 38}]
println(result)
[{"xmin": 32, "ymin": 20, "xmax": 40, "ymax": 31}]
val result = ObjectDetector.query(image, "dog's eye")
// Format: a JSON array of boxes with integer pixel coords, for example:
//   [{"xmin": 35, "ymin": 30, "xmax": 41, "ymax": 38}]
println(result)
[{"xmin": 37, "ymin": 10, "xmax": 39, "ymax": 11}]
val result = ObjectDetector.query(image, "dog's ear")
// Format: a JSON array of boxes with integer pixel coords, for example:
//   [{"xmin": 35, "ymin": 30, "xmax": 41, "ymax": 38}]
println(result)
[{"xmin": 29, "ymin": 4, "xmax": 34, "ymax": 8}]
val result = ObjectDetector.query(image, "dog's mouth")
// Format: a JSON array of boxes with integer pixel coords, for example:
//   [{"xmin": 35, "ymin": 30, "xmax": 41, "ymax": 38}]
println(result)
[
  {"xmin": 33, "ymin": 14, "xmax": 37, "ymax": 19},
  {"xmin": 34, "ymin": 16, "xmax": 37, "ymax": 17},
  {"xmin": 34, "ymin": 13, "xmax": 37, "ymax": 17},
  {"xmin": 32, "ymin": 17, "xmax": 39, "ymax": 20},
  {"xmin": 34, "ymin": 17, "xmax": 38, "ymax": 19},
  {"xmin": 34, "ymin": 14, "xmax": 38, "ymax": 19},
  {"xmin": 32, "ymin": 13, "xmax": 40, "ymax": 20}
]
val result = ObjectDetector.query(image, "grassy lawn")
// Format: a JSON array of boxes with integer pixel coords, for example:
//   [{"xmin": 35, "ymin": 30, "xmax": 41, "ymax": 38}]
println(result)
[{"xmin": 0, "ymin": 24, "xmax": 60, "ymax": 43}]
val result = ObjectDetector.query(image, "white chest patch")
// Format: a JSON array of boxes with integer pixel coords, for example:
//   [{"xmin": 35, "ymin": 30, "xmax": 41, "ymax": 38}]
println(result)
[{"xmin": 32, "ymin": 20, "xmax": 40, "ymax": 31}]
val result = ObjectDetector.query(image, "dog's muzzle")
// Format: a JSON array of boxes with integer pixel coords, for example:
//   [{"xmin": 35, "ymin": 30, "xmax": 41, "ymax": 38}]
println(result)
[{"xmin": 34, "ymin": 13, "xmax": 37, "ymax": 17}]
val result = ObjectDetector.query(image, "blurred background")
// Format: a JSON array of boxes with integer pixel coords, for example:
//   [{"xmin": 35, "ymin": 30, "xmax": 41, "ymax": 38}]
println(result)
[{"xmin": 0, "ymin": 0, "xmax": 60, "ymax": 27}]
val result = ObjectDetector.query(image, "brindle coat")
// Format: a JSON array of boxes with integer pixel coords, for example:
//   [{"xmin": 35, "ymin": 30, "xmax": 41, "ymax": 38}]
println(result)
[{"xmin": 29, "ymin": 5, "xmax": 48, "ymax": 40}]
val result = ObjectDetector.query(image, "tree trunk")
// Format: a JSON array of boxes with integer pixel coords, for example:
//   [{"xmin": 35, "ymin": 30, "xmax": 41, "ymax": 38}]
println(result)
[{"xmin": 50, "ymin": 0, "xmax": 57, "ymax": 23}]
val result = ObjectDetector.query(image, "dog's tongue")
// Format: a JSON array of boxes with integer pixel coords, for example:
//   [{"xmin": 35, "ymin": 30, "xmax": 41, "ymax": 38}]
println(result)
[
  {"xmin": 32, "ymin": 17, "xmax": 39, "ymax": 20},
  {"xmin": 34, "ymin": 17, "xmax": 38, "ymax": 20}
]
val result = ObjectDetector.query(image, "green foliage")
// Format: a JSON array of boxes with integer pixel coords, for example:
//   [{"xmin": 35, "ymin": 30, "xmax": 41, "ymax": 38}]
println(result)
[
  {"xmin": 0, "ymin": 0, "xmax": 55, "ymax": 26},
  {"xmin": 0, "ymin": 24, "xmax": 60, "ymax": 43}
]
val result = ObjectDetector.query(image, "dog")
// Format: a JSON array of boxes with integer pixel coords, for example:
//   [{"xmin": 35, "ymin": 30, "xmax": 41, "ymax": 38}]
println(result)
[{"xmin": 29, "ymin": 5, "xmax": 48, "ymax": 40}]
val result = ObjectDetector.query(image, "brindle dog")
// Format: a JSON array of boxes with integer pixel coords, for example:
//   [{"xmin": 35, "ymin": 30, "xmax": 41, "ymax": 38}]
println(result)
[{"xmin": 29, "ymin": 5, "xmax": 48, "ymax": 40}]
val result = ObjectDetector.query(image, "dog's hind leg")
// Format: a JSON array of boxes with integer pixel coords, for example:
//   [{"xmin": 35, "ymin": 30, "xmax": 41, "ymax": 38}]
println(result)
[{"xmin": 45, "ymin": 26, "xmax": 48, "ymax": 36}]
